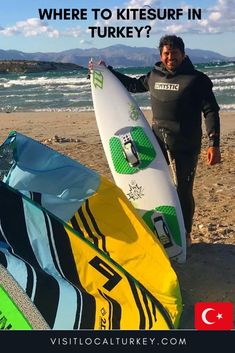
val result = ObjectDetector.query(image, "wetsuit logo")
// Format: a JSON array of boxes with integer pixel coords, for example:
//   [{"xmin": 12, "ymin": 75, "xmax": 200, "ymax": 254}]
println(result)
[{"xmin": 154, "ymin": 83, "xmax": 179, "ymax": 91}]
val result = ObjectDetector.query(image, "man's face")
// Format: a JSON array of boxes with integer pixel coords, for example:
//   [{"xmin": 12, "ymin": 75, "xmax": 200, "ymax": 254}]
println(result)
[{"xmin": 160, "ymin": 45, "xmax": 185, "ymax": 71}]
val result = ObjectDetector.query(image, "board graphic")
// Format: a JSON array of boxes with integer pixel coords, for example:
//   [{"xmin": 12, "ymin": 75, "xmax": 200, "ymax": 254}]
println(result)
[{"xmin": 90, "ymin": 63, "xmax": 186, "ymax": 263}]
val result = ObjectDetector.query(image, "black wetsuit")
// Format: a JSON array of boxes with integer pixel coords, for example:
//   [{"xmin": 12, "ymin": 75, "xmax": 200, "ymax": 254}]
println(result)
[{"xmin": 108, "ymin": 57, "xmax": 220, "ymax": 233}]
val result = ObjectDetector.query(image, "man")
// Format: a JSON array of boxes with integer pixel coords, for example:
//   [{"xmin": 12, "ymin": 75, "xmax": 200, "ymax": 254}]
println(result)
[{"xmin": 89, "ymin": 35, "xmax": 221, "ymax": 246}]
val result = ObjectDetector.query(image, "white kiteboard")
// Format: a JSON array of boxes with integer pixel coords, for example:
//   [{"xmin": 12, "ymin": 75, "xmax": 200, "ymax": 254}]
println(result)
[{"xmin": 90, "ymin": 63, "xmax": 186, "ymax": 263}]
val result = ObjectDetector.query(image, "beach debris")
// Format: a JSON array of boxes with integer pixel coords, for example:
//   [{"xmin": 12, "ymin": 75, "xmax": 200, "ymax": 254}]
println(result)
[{"xmin": 41, "ymin": 135, "xmax": 81, "ymax": 144}]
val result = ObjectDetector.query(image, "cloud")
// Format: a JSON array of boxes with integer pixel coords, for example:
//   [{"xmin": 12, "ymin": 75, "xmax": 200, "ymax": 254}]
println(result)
[
  {"xmin": 0, "ymin": 18, "xmax": 59, "ymax": 38},
  {"xmin": 63, "ymin": 26, "xmax": 82, "ymax": 38},
  {"xmin": 206, "ymin": 0, "xmax": 235, "ymax": 29},
  {"xmin": 191, "ymin": 0, "xmax": 235, "ymax": 34},
  {"xmin": 80, "ymin": 39, "xmax": 93, "ymax": 46},
  {"xmin": 126, "ymin": 0, "xmax": 161, "ymax": 8},
  {"xmin": 145, "ymin": 0, "xmax": 235, "ymax": 35},
  {"xmin": 0, "ymin": 0, "xmax": 234, "ymax": 41},
  {"xmin": 0, "ymin": 17, "xmax": 84, "ymax": 40},
  {"xmin": 208, "ymin": 11, "xmax": 222, "ymax": 21},
  {"xmin": 86, "ymin": 0, "xmax": 235, "ymax": 36}
]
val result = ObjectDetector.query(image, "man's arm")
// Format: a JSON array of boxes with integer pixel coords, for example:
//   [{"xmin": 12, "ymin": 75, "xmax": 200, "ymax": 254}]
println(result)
[
  {"xmin": 107, "ymin": 66, "xmax": 149, "ymax": 93},
  {"xmin": 200, "ymin": 74, "xmax": 221, "ymax": 165},
  {"xmin": 88, "ymin": 60, "xmax": 149, "ymax": 93}
]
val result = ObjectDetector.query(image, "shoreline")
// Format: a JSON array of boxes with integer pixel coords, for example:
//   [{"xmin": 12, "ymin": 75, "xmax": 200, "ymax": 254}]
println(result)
[{"xmin": 0, "ymin": 109, "xmax": 234, "ymax": 329}]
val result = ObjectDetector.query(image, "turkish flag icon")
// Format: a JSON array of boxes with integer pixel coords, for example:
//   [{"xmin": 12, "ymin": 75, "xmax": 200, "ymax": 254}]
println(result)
[{"xmin": 195, "ymin": 302, "xmax": 234, "ymax": 330}]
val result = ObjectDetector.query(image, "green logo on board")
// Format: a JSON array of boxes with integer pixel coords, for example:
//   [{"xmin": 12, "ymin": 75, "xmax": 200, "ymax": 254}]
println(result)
[
  {"xmin": 109, "ymin": 127, "xmax": 156, "ymax": 175},
  {"xmin": 0, "ymin": 285, "xmax": 32, "ymax": 330},
  {"xmin": 93, "ymin": 71, "xmax": 104, "ymax": 89}
]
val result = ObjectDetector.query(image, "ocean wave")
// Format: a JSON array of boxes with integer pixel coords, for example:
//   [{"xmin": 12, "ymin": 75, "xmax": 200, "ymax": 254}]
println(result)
[
  {"xmin": 34, "ymin": 106, "xmax": 95, "ymax": 112},
  {"xmin": 16, "ymin": 104, "xmax": 235, "ymax": 112},
  {"xmin": 0, "ymin": 76, "xmax": 89, "ymax": 88},
  {"xmin": 204, "ymin": 62, "xmax": 235, "ymax": 69},
  {"xmin": 212, "ymin": 77, "xmax": 235, "ymax": 84},
  {"xmin": 69, "ymin": 97, "xmax": 93, "ymax": 102},
  {"xmin": 63, "ymin": 91, "xmax": 89, "ymax": 96},
  {"xmin": 24, "ymin": 99, "xmax": 53, "ymax": 103},
  {"xmin": 213, "ymin": 85, "xmax": 235, "ymax": 91},
  {"xmin": 4, "ymin": 92, "xmax": 53, "ymax": 98},
  {"xmin": 0, "ymin": 64, "xmax": 234, "ymax": 112},
  {"xmin": 219, "ymin": 104, "xmax": 235, "ymax": 111}
]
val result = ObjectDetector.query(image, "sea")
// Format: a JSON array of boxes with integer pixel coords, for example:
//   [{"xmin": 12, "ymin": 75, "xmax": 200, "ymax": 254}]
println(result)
[{"xmin": 0, "ymin": 61, "xmax": 234, "ymax": 113}]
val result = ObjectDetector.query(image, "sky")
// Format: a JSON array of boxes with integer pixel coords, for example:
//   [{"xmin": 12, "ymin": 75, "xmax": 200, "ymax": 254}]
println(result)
[{"xmin": 0, "ymin": 0, "xmax": 234, "ymax": 57}]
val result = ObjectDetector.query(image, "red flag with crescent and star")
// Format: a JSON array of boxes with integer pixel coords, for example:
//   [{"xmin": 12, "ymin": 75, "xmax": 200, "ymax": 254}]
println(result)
[{"xmin": 194, "ymin": 302, "xmax": 233, "ymax": 330}]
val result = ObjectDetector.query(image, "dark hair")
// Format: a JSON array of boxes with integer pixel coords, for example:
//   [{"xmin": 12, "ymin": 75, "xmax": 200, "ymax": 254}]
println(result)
[{"xmin": 158, "ymin": 35, "xmax": 185, "ymax": 54}]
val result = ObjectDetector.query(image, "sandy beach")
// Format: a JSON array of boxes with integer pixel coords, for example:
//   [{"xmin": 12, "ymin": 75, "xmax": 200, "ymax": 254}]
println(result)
[{"xmin": 0, "ymin": 110, "xmax": 234, "ymax": 329}]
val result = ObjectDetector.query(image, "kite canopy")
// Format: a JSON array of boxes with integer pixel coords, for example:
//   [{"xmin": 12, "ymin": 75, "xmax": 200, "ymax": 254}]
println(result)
[{"xmin": 0, "ymin": 131, "xmax": 182, "ymax": 330}]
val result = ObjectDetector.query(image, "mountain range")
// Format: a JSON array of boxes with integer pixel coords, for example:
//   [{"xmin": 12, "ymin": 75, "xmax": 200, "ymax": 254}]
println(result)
[{"xmin": 0, "ymin": 44, "xmax": 234, "ymax": 68}]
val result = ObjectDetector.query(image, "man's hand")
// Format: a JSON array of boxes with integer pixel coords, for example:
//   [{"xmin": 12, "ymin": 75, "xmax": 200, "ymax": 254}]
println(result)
[
  {"xmin": 88, "ymin": 60, "xmax": 106, "ymax": 71},
  {"xmin": 207, "ymin": 147, "xmax": 221, "ymax": 165}
]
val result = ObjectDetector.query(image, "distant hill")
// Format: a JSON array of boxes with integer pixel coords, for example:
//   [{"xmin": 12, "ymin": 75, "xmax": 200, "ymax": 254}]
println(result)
[
  {"xmin": 0, "ymin": 60, "xmax": 83, "ymax": 73},
  {"xmin": 0, "ymin": 45, "xmax": 233, "ymax": 68}
]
